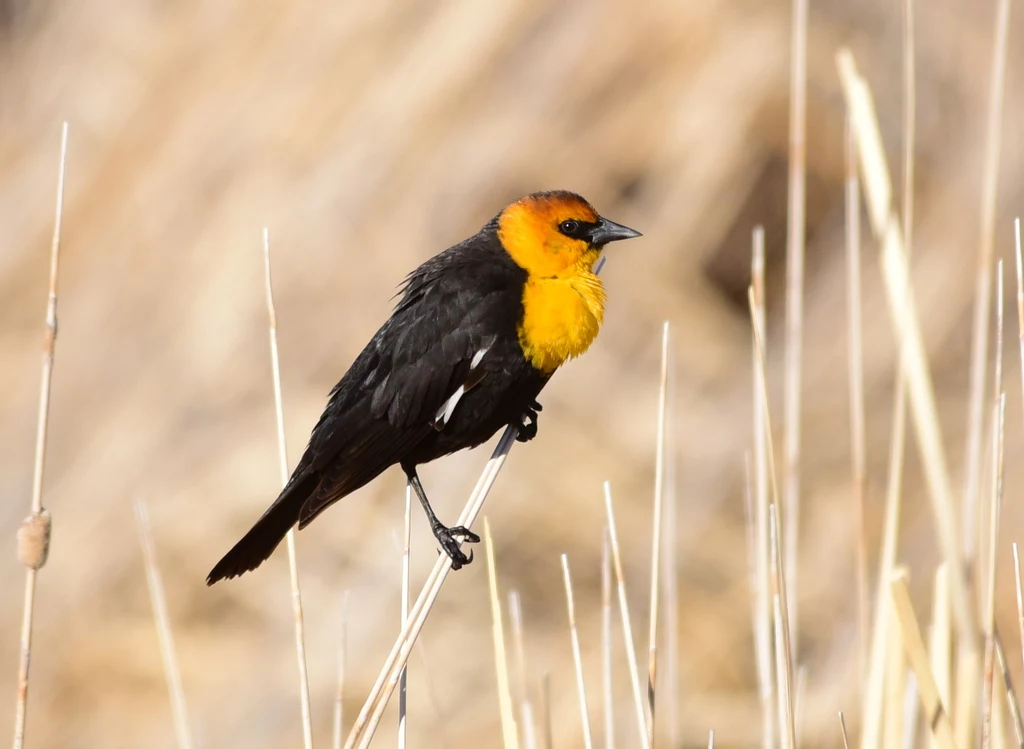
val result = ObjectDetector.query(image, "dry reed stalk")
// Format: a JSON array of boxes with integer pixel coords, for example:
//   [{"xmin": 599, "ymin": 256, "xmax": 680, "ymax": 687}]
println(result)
[
  {"xmin": 603, "ymin": 482, "xmax": 652, "ymax": 749},
  {"xmin": 750, "ymin": 226, "xmax": 775, "ymax": 749},
  {"xmin": 783, "ymin": 0, "xmax": 809, "ymax": 658},
  {"xmin": 837, "ymin": 49, "xmax": 973, "ymax": 637},
  {"xmin": 860, "ymin": 5, "xmax": 917, "ymax": 740},
  {"xmin": 748, "ymin": 287, "xmax": 783, "ymax": 550},
  {"xmin": 840, "ymin": 52, "xmax": 983, "ymax": 748},
  {"xmin": 845, "ymin": 116, "xmax": 870, "ymax": 686},
  {"xmin": 840, "ymin": 712, "xmax": 852, "ymax": 749},
  {"xmin": 889, "ymin": 571, "xmax": 956, "ymax": 749},
  {"xmin": 646, "ymin": 321, "xmax": 670, "ymax": 747},
  {"xmin": 510, "ymin": 591, "xmax": 538, "ymax": 749},
  {"xmin": 993, "ymin": 672, "xmax": 1008, "ymax": 749},
  {"xmin": 398, "ymin": 484, "xmax": 412, "ymax": 749},
  {"xmin": 902, "ymin": 0, "xmax": 916, "ymax": 249},
  {"xmin": 749, "ymin": 281, "xmax": 790, "ymax": 749},
  {"xmin": 794, "ymin": 665, "xmax": 808, "ymax": 747},
  {"xmin": 770, "ymin": 506, "xmax": 797, "ymax": 749},
  {"xmin": 602, "ymin": 530, "xmax": 615, "ymax": 749},
  {"xmin": 903, "ymin": 673, "xmax": 922, "ymax": 749},
  {"xmin": 345, "ymin": 427, "xmax": 518, "ymax": 749},
  {"xmin": 976, "ymin": 263, "xmax": 1005, "ymax": 584},
  {"xmin": 135, "ymin": 500, "xmax": 194, "ymax": 749},
  {"xmin": 1015, "ymin": 219, "xmax": 1024, "ymax": 436},
  {"xmin": 742, "ymin": 452, "xmax": 767, "ymax": 748},
  {"xmin": 961, "ymin": 0, "xmax": 1011, "ymax": 571},
  {"xmin": 1015, "ymin": 544, "xmax": 1024, "ymax": 676},
  {"xmin": 993, "ymin": 631, "xmax": 1024, "ymax": 745},
  {"xmin": 863, "ymin": 392, "xmax": 909, "ymax": 749},
  {"xmin": 333, "ymin": 591, "xmax": 350, "ymax": 749},
  {"xmin": 561, "ymin": 554, "xmax": 594, "ymax": 749},
  {"xmin": 929, "ymin": 565, "xmax": 952, "ymax": 749},
  {"xmin": 541, "ymin": 672, "xmax": 553, "ymax": 749},
  {"xmin": 982, "ymin": 395, "xmax": 1007, "ymax": 749},
  {"xmin": 884, "ymin": 580, "xmax": 907, "ymax": 749},
  {"xmin": 662, "ymin": 353, "xmax": 679, "ymax": 749},
  {"xmin": 486, "ymin": 519, "xmax": 520, "ymax": 749},
  {"xmin": 262, "ymin": 228, "xmax": 316, "ymax": 749},
  {"xmin": 12, "ymin": 122, "xmax": 67, "ymax": 749}
]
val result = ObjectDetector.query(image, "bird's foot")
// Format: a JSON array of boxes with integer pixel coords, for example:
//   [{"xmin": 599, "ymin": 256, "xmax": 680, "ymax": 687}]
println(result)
[
  {"xmin": 432, "ymin": 523, "xmax": 480, "ymax": 570},
  {"xmin": 516, "ymin": 400, "xmax": 543, "ymax": 443}
]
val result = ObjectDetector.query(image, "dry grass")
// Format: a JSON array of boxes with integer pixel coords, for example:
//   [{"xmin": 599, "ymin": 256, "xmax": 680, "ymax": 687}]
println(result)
[
  {"xmin": 262, "ymin": 227, "xmax": 315, "ymax": 749},
  {"xmin": 11, "ymin": 122, "xmax": 66, "ymax": 749},
  {"xmin": 7, "ymin": 2, "xmax": 1024, "ymax": 748}
]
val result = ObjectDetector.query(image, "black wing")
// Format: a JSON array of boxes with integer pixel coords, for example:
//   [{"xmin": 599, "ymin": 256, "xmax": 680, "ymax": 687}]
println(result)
[{"xmin": 293, "ymin": 238, "xmax": 523, "ymax": 526}]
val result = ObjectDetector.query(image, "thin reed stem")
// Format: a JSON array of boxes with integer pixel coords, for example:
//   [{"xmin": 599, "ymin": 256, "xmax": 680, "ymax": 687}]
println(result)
[
  {"xmin": 993, "ymin": 630, "xmax": 1024, "ymax": 746},
  {"xmin": 486, "ymin": 519, "xmax": 519, "ymax": 749},
  {"xmin": 541, "ymin": 672, "xmax": 553, "ymax": 749},
  {"xmin": 982, "ymin": 395, "xmax": 1007, "ymax": 749},
  {"xmin": 962, "ymin": 0, "xmax": 1011, "ymax": 570},
  {"xmin": 602, "ymin": 530, "xmax": 615, "ymax": 749},
  {"xmin": 509, "ymin": 591, "xmax": 537, "ymax": 749},
  {"xmin": 136, "ymin": 500, "xmax": 194, "ymax": 749},
  {"xmin": 663, "ymin": 348, "xmax": 679, "ymax": 749},
  {"xmin": 890, "ymin": 572, "xmax": 956, "ymax": 749},
  {"xmin": 1015, "ymin": 544, "xmax": 1024, "ymax": 677},
  {"xmin": 1014, "ymin": 219, "xmax": 1024, "ymax": 438},
  {"xmin": 604, "ymin": 482, "xmax": 653, "ymax": 749},
  {"xmin": 262, "ymin": 228, "xmax": 315, "ymax": 749},
  {"xmin": 561, "ymin": 554, "xmax": 594, "ymax": 749},
  {"xmin": 783, "ymin": 0, "xmax": 809, "ymax": 658},
  {"xmin": 12, "ymin": 122, "xmax": 67, "ymax": 749},
  {"xmin": 838, "ymin": 48, "xmax": 973, "ymax": 637},
  {"xmin": 333, "ymin": 591, "xmax": 350, "ymax": 749},
  {"xmin": 840, "ymin": 712, "xmax": 852, "ymax": 749},
  {"xmin": 928, "ymin": 564, "xmax": 952, "ymax": 749},
  {"xmin": 770, "ymin": 506, "xmax": 797, "ymax": 749},
  {"xmin": 399, "ymin": 484, "xmax": 412, "ymax": 748},
  {"xmin": 750, "ymin": 227, "xmax": 775, "ymax": 749},
  {"xmin": 845, "ymin": 115, "xmax": 870, "ymax": 686},
  {"xmin": 646, "ymin": 321, "xmax": 670, "ymax": 746},
  {"xmin": 345, "ymin": 428, "xmax": 518, "ymax": 749}
]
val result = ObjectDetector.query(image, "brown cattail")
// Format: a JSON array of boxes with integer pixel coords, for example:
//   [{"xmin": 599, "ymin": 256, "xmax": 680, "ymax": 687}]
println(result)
[{"xmin": 17, "ymin": 510, "xmax": 52, "ymax": 570}]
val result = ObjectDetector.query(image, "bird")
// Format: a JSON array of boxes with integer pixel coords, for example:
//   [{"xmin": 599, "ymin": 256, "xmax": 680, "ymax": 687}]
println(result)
[{"xmin": 207, "ymin": 190, "xmax": 640, "ymax": 584}]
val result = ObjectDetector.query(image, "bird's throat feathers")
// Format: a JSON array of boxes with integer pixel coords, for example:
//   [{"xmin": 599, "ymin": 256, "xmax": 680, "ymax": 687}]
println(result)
[
  {"xmin": 518, "ymin": 268, "xmax": 605, "ymax": 374},
  {"xmin": 497, "ymin": 193, "xmax": 607, "ymax": 374}
]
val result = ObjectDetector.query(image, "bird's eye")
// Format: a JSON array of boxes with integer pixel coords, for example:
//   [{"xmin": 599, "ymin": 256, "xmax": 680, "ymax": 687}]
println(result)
[{"xmin": 559, "ymin": 220, "xmax": 581, "ymax": 236}]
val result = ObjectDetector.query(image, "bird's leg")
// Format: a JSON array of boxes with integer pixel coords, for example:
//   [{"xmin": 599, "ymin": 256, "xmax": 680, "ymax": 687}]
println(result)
[
  {"xmin": 515, "ymin": 399, "xmax": 543, "ymax": 443},
  {"xmin": 403, "ymin": 466, "xmax": 479, "ymax": 570}
]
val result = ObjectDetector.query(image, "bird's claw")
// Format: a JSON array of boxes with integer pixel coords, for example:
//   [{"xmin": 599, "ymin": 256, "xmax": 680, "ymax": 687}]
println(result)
[
  {"xmin": 432, "ymin": 523, "xmax": 479, "ymax": 570},
  {"xmin": 516, "ymin": 400, "xmax": 542, "ymax": 442}
]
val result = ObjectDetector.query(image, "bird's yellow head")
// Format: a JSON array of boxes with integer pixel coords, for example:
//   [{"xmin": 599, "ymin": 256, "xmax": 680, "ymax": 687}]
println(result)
[
  {"xmin": 496, "ymin": 191, "xmax": 641, "ymax": 373},
  {"xmin": 497, "ymin": 191, "xmax": 641, "ymax": 277}
]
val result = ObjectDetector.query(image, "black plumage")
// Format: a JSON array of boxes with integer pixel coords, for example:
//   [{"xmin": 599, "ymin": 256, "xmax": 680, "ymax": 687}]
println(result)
[
  {"xmin": 207, "ymin": 190, "xmax": 640, "ymax": 584},
  {"xmin": 207, "ymin": 220, "xmax": 546, "ymax": 583}
]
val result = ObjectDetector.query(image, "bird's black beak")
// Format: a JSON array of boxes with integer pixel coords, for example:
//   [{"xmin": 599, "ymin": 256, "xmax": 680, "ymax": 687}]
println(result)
[{"xmin": 590, "ymin": 216, "xmax": 642, "ymax": 247}]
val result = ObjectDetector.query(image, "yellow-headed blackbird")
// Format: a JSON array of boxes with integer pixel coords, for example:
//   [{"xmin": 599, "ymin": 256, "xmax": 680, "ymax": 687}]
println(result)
[{"xmin": 207, "ymin": 191, "xmax": 640, "ymax": 583}]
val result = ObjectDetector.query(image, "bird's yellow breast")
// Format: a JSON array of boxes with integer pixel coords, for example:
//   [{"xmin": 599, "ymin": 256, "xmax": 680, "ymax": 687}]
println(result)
[{"xmin": 517, "ymin": 271, "xmax": 606, "ymax": 374}]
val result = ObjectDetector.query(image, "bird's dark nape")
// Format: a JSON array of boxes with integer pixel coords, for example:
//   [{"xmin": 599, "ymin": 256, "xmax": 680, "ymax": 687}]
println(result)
[{"xmin": 206, "ymin": 472, "xmax": 319, "ymax": 585}]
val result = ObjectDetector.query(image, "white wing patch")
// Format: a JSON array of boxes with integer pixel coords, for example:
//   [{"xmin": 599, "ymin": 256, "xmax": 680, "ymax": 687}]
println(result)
[
  {"xmin": 433, "ymin": 347, "xmax": 490, "ymax": 429},
  {"xmin": 435, "ymin": 385, "xmax": 465, "ymax": 427},
  {"xmin": 470, "ymin": 346, "xmax": 489, "ymax": 369}
]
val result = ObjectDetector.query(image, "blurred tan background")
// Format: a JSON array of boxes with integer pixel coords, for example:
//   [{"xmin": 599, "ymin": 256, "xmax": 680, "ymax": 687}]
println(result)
[{"xmin": 3, "ymin": 0, "xmax": 1024, "ymax": 747}]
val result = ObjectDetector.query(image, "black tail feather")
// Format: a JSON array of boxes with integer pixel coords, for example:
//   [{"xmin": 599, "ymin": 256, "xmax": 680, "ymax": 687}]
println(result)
[{"xmin": 206, "ymin": 472, "xmax": 318, "ymax": 585}]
